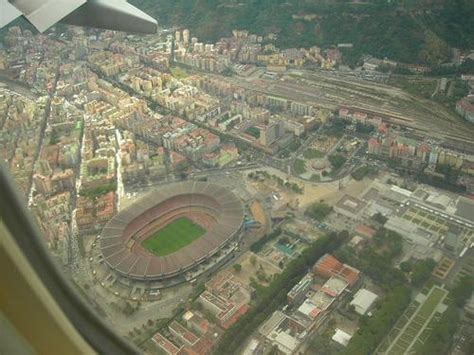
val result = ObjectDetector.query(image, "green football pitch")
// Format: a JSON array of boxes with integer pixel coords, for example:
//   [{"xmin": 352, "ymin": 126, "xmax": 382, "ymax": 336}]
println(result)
[{"xmin": 141, "ymin": 217, "xmax": 206, "ymax": 256}]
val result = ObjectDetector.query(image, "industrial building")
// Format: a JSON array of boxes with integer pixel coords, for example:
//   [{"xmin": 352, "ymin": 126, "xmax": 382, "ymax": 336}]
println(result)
[{"xmin": 350, "ymin": 289, "xmax": 379, "ymax": 315}]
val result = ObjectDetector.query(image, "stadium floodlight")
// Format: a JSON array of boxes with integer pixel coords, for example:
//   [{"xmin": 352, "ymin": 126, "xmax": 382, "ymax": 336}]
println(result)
[{"xmin": 1, "ymin": 0, "xmax": 158, "ymax": 34}]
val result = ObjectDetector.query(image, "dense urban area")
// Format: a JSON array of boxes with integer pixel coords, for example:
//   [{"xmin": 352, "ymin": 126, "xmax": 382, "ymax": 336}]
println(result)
[{"xmin": 1, "ymin": 2, "xmax": 474, "ymax": 354}]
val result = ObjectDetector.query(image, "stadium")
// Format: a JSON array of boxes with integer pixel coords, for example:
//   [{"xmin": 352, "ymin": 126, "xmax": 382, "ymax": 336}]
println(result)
[{"xmin": 100, "ymin": 181, "xmax": 244, "ymax": 281}]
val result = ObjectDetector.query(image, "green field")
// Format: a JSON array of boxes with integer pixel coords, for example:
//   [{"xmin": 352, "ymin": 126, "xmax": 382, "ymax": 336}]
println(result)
[
  {"xmin": 245, "ymin": 126, "xmax": 260, "ymax": 139},
  {"xmin": 418, "ymin": 288, "xmax": 445, "ymax": 318},
  {"xmin": 142, "ymin": 217, "xmax": 206, "ymax": 256},
  {"xmin": 170, "ymin": 66, "xmax": 189, "ymax": 79},
  {"xmin": 302, "ymin": 148, "xmax": 325, "ymax": 159},
  {"xmin": 294, "ymin": 159, "xmax": 306, "ymax": 175}
]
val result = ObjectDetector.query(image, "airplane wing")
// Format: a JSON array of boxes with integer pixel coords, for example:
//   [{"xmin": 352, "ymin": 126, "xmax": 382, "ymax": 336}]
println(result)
[
  {"xmin": 0, "ymin": 0, "xmax": 22, "ymax": 29},
  {"xmin": 61, "ymin": 0, "xmax": 158, "ymax": 35},
  {"xmin": 2, "ymin": 0, "xmax": 157, "ymax": 34}
]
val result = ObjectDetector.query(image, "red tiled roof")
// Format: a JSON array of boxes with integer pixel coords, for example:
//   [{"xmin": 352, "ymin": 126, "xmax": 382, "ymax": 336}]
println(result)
[
  {"xmin": 169, "ymin": 321, "xmax": 199, "ymax": 345},
  {"xmin": 368, "ymin": 138, "xmax": 379, "ymax": 146},
  {"xmin": 458, "ymin": 99, "xmax": 474, "ymax": 113},
  {"xmin": 221, "ymin": 304, "xmax": 250, "ymax": 329},
  {"xmin": 313, "ymin": 254, "xmax": 360, "ymax": 286},
  {"xmin": 354, "ymin": 224, "xmax": 376, "ymax": 238},
  {"xmin": 418, "ymin": 143, "xmax": 430, "ymax": 152},
  {"xmin": 309, "ymin": 308, "xmax": 322, "ymax": 318},
  {"xmin": 378, "ymin": 121, "xmax": 388, "ymax": 133},
  {"xmin": 152, "ymin": 333, "xmax": 180, "ymax": 355},
  {"xmin": 180, "ymin": 336, "xmax": 214, "ymax": 355},
  {"xmin": 315, "ymin": 254, "xmax": 340, "ymax": 271}
]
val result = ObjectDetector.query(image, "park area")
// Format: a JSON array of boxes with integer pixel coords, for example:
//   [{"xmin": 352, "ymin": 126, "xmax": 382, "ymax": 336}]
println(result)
[
  {"xmin": 141, "ymin": 217, "xmax": 206, "ymax": 256},
  {"xmin": 379, "ymin": 286, "xmax": 448, "ymax": 355},
  {"xmin": 232, "ymin": 251, "xmax": 282, "ymax": 288}
]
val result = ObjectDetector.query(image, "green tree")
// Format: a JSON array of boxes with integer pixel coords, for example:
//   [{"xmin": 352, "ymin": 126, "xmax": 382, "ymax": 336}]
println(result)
[
  {"xmin": 342, "ymin": 286, "xmax": 411, "ymax": 355},
  {"xmin": 372, "ymin": 212, "xmax": 388, "ymax": 225},
  {"xmin": 417, "ymin": 306, "xmax": 460, "ymax": 355},
  {"xmin": 250, "ymin": 255, "xmax": 257, "ymax": 266},
  {"xmin": 305, "ymin": 202, "xmax": 333, "ymax": 220},
  {"xmin": 450, "ymin": 275, "xmax": 474, "ymax": 307},
  {"xmin": 355, "ymin": 122, "xmax": 374, "ymax": 134},
  {"xmin": 328, "ymin": 154, "xmax": 347, "ymax": 170},
  {"xmin": 250, "ymin": 228, "xmax": 282, "ymax": 253},
  {"xmin": 80, "ymin": 183, "xmax": 116, "ymax": 199},
  {"xmin": 400, "ymin": 261, "xmax": 412, "ymax": 273},
  {"xmin": 410, "ymin": 258, "xmax": 436, "ymax": 287},
  {"xmin": 49, "ymin": 129, "xmax": 60, "ymax": 145}
]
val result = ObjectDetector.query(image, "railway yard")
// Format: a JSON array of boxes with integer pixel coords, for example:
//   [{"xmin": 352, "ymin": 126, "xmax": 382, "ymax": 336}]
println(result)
[{"xmin": 214, "ymin": 69, "xmax": 474, "ymax": 149}]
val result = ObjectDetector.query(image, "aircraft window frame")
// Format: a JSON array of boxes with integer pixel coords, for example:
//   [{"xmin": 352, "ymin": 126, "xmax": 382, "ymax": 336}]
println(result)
[{"xmin": 0, "ymin": 161, "xmax": 139, "ymax": 355}]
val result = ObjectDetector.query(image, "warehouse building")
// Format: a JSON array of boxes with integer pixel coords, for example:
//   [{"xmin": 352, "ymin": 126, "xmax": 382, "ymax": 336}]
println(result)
[{"xmin": 350, "ymin": 288, "xmax": 378, "ymax": 315}]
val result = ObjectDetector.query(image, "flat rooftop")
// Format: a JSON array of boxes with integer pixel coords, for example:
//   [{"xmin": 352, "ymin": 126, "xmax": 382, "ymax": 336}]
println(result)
[
  {"xmin": 455, "ymin": 197, "xmax": 474, "ymax": 223},
  {"xmin": 335, "ymin": 195, "xmax": 367, "ymax": 215},
  {"xmin": 321, "ymin": 276, "xmax": 348, "ymax": 297}
]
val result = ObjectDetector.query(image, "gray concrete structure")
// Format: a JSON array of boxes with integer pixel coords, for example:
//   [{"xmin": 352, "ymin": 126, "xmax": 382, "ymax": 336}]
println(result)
[{"xmin": 100, "ymin": 181, "xmax": 244, "ymax": 281}]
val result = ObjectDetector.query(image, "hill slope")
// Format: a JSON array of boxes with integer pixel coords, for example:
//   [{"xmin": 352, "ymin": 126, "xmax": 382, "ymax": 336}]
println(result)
[{"xmin": 130, "ymin": 0, "xmax": 474, "ymax": 65}]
